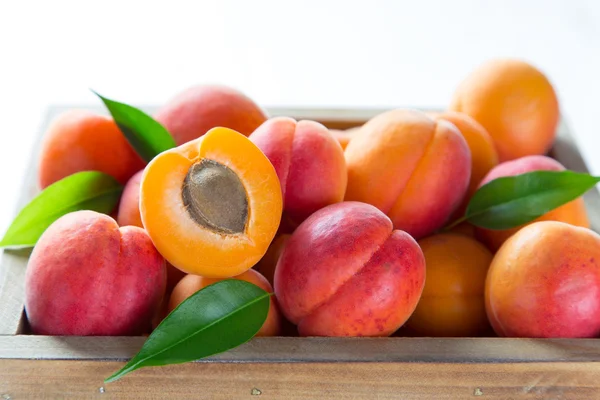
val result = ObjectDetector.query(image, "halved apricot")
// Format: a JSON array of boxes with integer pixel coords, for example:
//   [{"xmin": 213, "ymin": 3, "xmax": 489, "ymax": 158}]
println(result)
[{"xmin": 140, "ymin": 127, "xmax": 283, "ymax": 278}]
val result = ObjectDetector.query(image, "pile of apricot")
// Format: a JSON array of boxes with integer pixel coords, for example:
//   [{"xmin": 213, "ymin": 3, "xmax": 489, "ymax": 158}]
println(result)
[{"xmin": 24, "ymin": 59, "xmax": 600, "ymax": 339}]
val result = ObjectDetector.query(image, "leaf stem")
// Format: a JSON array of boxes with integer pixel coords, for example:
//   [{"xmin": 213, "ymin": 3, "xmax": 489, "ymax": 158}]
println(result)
[{"xmin": 442, "ymin": 215, "xmax": 468, "ymax": 232}]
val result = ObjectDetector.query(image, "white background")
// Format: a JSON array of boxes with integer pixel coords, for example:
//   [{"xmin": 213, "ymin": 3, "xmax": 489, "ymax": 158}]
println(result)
[{"xmin": 1, "ymin": 0, "xmax": 599, "ymax": 236}]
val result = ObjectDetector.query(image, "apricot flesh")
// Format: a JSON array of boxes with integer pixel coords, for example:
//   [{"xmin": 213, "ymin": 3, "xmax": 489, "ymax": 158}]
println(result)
[
  {"xmin": 140, "ymin": 127, "xmax": 283, "ymax": 278},
  {"xmin": 24, "ymin": 211, "xmax": 166, "ymax": 336},
  {"xmin": 275, "ymin": 201, "xmax": 426, "ymax": 337},
  {"xmin": 486, "ymin": 221, "xmax": 600, "ymax": 338}
]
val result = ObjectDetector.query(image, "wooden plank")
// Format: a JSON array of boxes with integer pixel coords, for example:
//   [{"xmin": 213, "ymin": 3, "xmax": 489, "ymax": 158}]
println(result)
[
  {"xmin": 2, "ymin": 359, "xmax": 600, "ymax": 399},
  {"xmin": 3, "ymin": 336, "xmax": 600, "ymax": 363}
]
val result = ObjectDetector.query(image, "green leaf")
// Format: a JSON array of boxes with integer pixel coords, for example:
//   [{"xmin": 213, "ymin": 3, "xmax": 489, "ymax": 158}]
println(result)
[
  {"xmin": 0, "ymin": 171, "xmax": 123, "ymax": 249},
  {"xmin": 105, "ymin": 280, "xmax": 271, "ymax": 383},
  {"xmin": 463, "ymin": 170, "xmax": 600, "ymax": 230},
  {"xmin": 93, "ymin": 90, "xmax": 176, "ymax": 162}
]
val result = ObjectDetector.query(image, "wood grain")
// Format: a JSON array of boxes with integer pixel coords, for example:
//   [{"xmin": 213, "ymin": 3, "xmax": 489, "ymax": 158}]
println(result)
[
  {"xmin": 4, "ymin": 336, "xmax": 600, "ymax": 363},
  {"xmin": 2, "ymin": 360, "xmax": 600, "ymax": 399}
]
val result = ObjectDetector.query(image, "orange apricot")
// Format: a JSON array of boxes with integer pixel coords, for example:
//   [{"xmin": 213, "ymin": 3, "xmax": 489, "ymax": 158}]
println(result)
[
  {"xmin": 38, "ymin": 110, "xmax": 145, "ymax": 189},
  {"xmin": 344, "ymin": 109, "xmax": 471, "ymax": 239},
  {"xmin": 140, "ymin": 127, "xmax": 282, "ymax": 278},
  {"xmin": 405, "ymin": 233, "xmax": 493, "ymax": 337},
  {"xmin": 168, "ymin": 270, "xmax": 281, "ymax": 336},
  {"xmin": 155, "ymin": 85, "xmax": 267, "ymax": 145},
  {"xmin": 450, "ymin": 59, "xmax": 559, "ymax": 162},
  {"xmin": 432, "ymin": 111, "xmax": 499, "ymax": 214}
]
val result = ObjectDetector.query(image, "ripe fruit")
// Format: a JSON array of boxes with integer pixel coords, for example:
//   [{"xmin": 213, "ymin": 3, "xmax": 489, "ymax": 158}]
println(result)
[
  {"xmin": 450, "ymin": 58, "xmax": 559, "ymax": 162},
  {"xmin": 406, "ymin": 233, "xmax": 493, "ymax": 337},
  {"xmin": 24, "ymin": 211, "xmax": 166, "ymax": 336},
  {"xmin": 275, "ymin": 201, "xmax": 426, "ymax": 337},
  {"xmin": 486, "ymin": 221, "xmax": 600, "ymax": 338}
]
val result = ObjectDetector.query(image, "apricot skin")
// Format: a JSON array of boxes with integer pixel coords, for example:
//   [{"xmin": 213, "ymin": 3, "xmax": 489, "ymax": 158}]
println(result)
[
  {"xmin": 24, "ymin": 211, "xmax": 166, "ymax": 336},
  {"xmin": 406, "ymin": 234, "xmax": 493, "ymax": 337},
  {"xmin": 169, "ymin": 269, "xmax": 281, "ymax": 336},
  {"xmin": 486, "ymin": 221, "xmax": 600, "ymax": 338},
  {"xmin": 38, "ymin": 110, "xmax": 145, "ymax": 189},
  {"xmin": 117, "ymin": 169, "xmax": 144, "ymax": 228},
  {"xmin": 344, "ymin": 109, "xmax": 471, "ymax": 239},
  {"xmin": 155, "ymin": 85, "xmax": 267, "ymax": 145},
  {"xmin": 475, "ymin": 155, "xmax": 590, "ymax": 252},
  {"xmin": 250, "ymin": 117, "xmax": 347, "ymax": 224},
  {"xmin": 274, "ymin": 201, "xmax": 426, "ymax": 337},
  {"xmin": 254, "ymin": 234, "xmax": 291, "ymax": 286}
]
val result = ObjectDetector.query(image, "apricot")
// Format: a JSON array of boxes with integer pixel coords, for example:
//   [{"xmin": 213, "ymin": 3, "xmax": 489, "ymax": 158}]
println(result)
[
  {"xmin": 38, "ymin": 110, "xmax": 145, "ymax": 189},
  {"xmin": 117, "ymin": 169, "xmax": 144, "ymax": 228},
  {"xmin": 168, "ymin": 269, "xmax": 281, "ymax": 336},
  {"xmin": 254, "ymin": 234, "xmax": 291, "ymax": 286},
  {"xmin": 140, "ymin": 127, "xmax": 283, "ymax": 278},
  {"xmin": 329, "ymin": 127, "xmax": 360, "ymax": 150},
  {"xmin": 486, "ymin": 221, "xmax": 600, "ymax": 338},
  {"xmin": 432, "ymin": 111, "xmax": 499, "ymax": 215},
  {"xmin": 155, "ymin": 84, "xmax": 267, "ymax": 145},
  {"xmin": 344, "ymin": 109, "xmax": 471, "ymax": 239},
  {"xmin": 406, "ymin": 234, "xmax": 493, "ymax": 337},
  {"xmin": 24, "ymin": 210, "xmax": 166, "ymax": 336},
  {"xmin": 475, "ymin": 155, "xmax": 590, "ymax": 252},
  {"xmin": 275, "ymin": 201, "xmax": 426, "ymax": 337},
  {"xmin": 450, "ymin": 58, "xmax": 559, "ymax": 162},
  {"xmin": 250, "ymin": 117, "xmax": 347, "ymax": 224}
]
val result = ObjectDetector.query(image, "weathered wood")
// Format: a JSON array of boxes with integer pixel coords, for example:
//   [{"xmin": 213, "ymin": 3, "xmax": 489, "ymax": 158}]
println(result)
[
  {"xmin": 3, "ymin": 335, "xmax": 600, "ymax": 363},
  {"xmin": 2, "ymin": 360, "xmax": 600, "ymax": 399}
]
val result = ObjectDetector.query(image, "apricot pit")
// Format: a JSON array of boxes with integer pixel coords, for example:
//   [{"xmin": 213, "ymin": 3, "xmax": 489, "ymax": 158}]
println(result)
[{"xmin": 182, "ymin": 159, "xmax": 249, "ymax": 234}]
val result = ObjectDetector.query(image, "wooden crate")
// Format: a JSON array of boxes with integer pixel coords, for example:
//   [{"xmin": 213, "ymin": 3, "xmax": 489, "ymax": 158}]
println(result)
[{"xmin": 2, "ymin": 106, "xmax": 600, "ymax": 399}]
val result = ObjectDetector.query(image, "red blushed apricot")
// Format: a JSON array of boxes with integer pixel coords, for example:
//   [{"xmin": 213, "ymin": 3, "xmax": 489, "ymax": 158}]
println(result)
[
  {"xmin": 344, "ymin": 109, "xmax": 471, "ymax": 239},
  {"xmin": 250, "ymin": 117, "xmax": 347, "ymax": 225},
  {"xmin": 168, "ymin": 270, "xmax": 281, "ymax": 336},
  {"xmin": 475, "ymin": 155, "xmax": 590, "ymax": 252},
  {"xmin": 254, "ymin": 234, "xmax": 291, "ymax": 286},
  {"xmin": 486, "ymin": 221, "xmax": 600, "ymax": 338},
  {"xmin": 24, "ymin": 211, "xmax": 166, "ymax": 336},
  {"xmin": 274, "ymin": 202, "xmax": 426, "ymax": 337},
  {"xmin": 140, "ymin": 127, "xmax": 283, "ymax": 278},
  {"xmin": 155, "ymin": 85, "xmax": 267, "ymax": 145},
  {"xmin": 38, "ymin": 110, "xmax": 145, "ymax": 189},
  {"xmin": 117, "ymin": 169, "xmax": 144, "ymax": 228}
]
